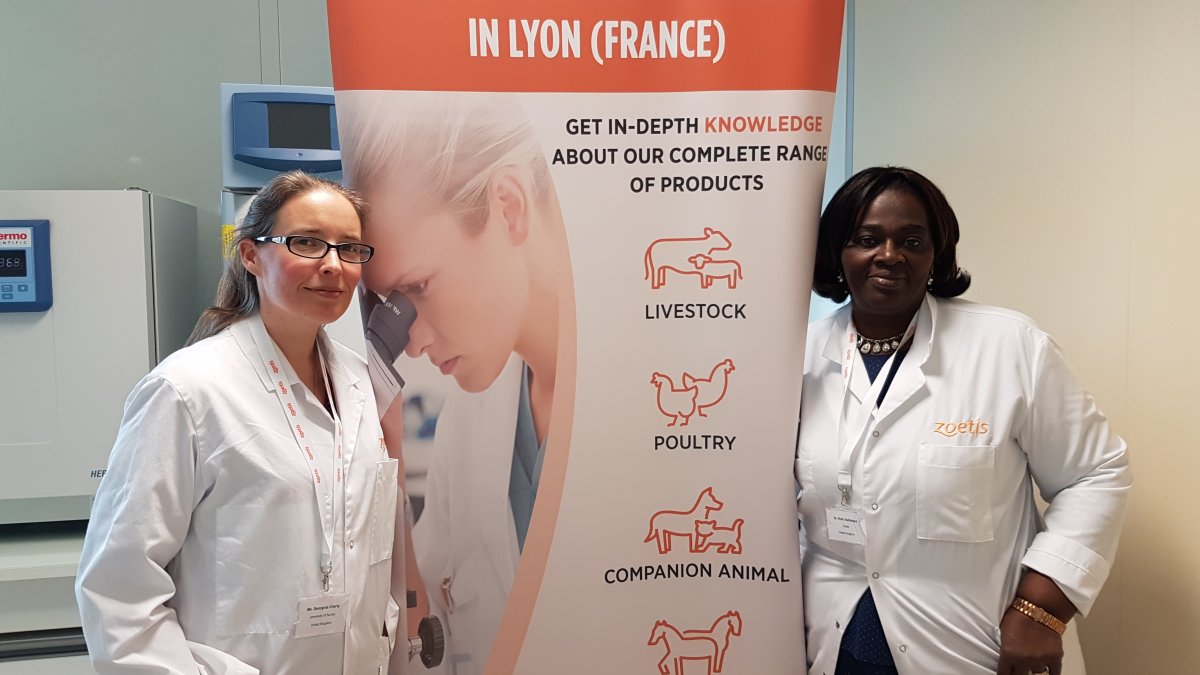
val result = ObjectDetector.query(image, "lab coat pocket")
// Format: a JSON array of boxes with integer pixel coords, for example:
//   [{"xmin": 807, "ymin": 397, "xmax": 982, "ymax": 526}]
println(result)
[
  {"xmin": 441, "ymin": 548, "xmax": 504, "ymax": 673},
  {"xmin": 214, "ymin": 504, "xmax": 302, "ymax": 635},
  {"xmin": 916, "ymin": 444, "xmax": 996, "ymax": 543},
  {"xmin": 370, "ymin": 458, "xmax": 399, "ymax": 565}
]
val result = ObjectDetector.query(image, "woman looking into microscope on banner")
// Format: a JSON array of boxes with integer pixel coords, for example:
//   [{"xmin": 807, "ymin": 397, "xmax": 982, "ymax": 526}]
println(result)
[
  {"xmin": 340, "ymin": 92, "xmax": 572, "ymax": 674},
  {"xmin": 77, "ymin": 171, "xmax": 402, "ymax": 674},
  {"xmin": 795, "ymin": 166, "xmax": 1131, "ymax": 675}
]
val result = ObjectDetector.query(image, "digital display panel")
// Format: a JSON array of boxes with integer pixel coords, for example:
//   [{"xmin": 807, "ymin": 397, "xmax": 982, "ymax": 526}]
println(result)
[
  {"xmin": 0, "ymin": 250, "xmax": 26, "ymax": 277},
  {"xmin": 267, "ymin": 103, "xmax": 333, "ymax": 150}
]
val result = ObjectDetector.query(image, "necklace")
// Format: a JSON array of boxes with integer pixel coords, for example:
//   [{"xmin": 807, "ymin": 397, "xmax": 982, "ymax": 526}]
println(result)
[{"xmin": 856, "ymin": 331, "xmax": 905, "ymax": 355}]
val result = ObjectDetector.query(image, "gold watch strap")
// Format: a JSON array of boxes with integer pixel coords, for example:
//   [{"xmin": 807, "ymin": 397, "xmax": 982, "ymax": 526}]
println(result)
[{"xmin": 1010, "ymin": 597, "xmax": 1067, "ymax": 636}]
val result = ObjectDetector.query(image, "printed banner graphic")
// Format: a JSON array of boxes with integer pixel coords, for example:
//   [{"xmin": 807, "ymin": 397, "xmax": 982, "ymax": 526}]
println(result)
[{"xmin": 328, "ymin": 2, "xmax": 844, "ymax": 673}]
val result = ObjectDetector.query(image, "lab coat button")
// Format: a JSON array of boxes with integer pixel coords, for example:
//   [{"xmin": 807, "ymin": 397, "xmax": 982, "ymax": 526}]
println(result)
[
  {"xmin": 899, "ymin": 645, "xmax": 907, "ymax": 653},
  {"xmin": 871, "ymin": 431, "xmax": 879, "ymax": 438},
  {"xmin": 348, "ymin": 539, "xmax": 355, "ymax": 549},
  {"xmin": 871, "ymin": 572, "xmax": 879, "ymax": 579},
  {"xmin": 871, "ymin": 503, "xmax": 879, "ymax": 511}
]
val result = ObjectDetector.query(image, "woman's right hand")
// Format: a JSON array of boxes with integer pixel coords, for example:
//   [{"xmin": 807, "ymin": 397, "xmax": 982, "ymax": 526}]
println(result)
[{"xmin": 995, "ymin": 606, "xmax": 1063, "ymax": 675}]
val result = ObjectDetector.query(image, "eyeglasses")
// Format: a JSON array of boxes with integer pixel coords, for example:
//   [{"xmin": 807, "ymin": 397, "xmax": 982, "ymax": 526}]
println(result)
[{"xmin": 253, "ymin": 235, "xmax": 374, "ymax": 264}]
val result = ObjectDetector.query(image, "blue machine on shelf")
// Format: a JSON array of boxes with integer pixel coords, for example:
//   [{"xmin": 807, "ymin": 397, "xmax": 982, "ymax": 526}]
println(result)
[
  {"xmin": 0, "ymin": 220, "xmax": 52, "ymax": 313},
  {"xmin": 219, "ymin": 84, "xmax": 344, "ymax": 262},
  {"xmin": 221, "ymin": 83, "xmax": 342, "ymax": 192},
  {"xmin": 218, "ymin": 83, "xmax": 363, "ymax": 356},
  {"xmin": 229, "ymin": 90, "xmax": 340, "ymax": 175}
]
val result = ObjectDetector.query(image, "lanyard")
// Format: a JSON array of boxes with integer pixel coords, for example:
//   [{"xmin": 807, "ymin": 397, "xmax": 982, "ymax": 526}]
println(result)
[
  {"xmin": 248, "ymin": 317, "xmax": 346, "ymax": 592},
  {"xmin": 834, "ymin": 309, "xmax": 919, "ymax": 506}
]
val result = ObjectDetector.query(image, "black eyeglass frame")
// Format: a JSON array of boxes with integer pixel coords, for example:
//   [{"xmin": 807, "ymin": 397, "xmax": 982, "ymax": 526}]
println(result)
[{"xmin": 253, "ymin": 235, "xmax": 375, "ymax": 264}]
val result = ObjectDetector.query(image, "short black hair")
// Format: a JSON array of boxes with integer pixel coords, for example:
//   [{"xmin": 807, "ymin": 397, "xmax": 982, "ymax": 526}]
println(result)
[{"xmin": 813, "ymin": 166, "xmax": 970, "ymax": 302}]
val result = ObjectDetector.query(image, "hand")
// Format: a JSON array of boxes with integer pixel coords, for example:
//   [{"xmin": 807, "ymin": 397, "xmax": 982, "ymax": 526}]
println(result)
[{"xmin": 995, "ymin": 606, "xmax": 1063, "ymax": 675}]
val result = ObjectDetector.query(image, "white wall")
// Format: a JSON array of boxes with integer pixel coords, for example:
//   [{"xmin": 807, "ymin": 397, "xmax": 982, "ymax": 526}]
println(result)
[{"xmin": 852, "ymin": 2, "xmax": 1197, "ymax": 672}]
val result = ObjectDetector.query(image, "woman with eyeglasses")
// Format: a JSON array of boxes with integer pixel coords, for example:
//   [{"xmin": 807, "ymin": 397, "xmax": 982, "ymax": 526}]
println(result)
[{"xmin": 77, "ymin": 171, "xmax": 402, "ymax": 674}]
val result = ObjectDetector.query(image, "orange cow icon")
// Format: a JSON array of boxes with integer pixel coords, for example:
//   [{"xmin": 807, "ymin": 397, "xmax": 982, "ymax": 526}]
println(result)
[
  {"xmin": 647, "ymin": 611, "xmax": 743, "ymax": 675},
  {"xmin": 687, "ymin": 254, "xmax": 743, "ymax": 289},
  {"xmin": 644, "ymin": 487, "xmax": 723, "ymax": 554},
  {"xmin": 644, "ymin": 228, "xmax": 732, "ymax": 290}
]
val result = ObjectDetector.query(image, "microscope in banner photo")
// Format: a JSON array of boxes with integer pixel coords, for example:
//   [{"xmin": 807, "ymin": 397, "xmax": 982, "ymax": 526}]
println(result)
[
  {"xmin": 361, "ymin": 290, "xmax": 445, "ymax": 669},
  {"xmin": 221, "ymin": 83, "xmax": 442, "ymax": 670}
]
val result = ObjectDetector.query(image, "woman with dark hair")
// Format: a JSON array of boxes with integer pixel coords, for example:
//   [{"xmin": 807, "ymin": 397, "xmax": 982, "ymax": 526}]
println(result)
[
  {"xmin": 796, "ymin": 167, "xmax": 1131, "ymax": 675},
  {"xmin": 77, "ymin": 171, "xmax": 401, "ymax": 674}
]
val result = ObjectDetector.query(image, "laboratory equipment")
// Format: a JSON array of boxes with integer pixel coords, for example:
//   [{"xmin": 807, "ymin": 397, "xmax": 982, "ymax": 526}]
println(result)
[{"xmin": 0, "ymin": 189, "xmax": 197, "ymax": 659}]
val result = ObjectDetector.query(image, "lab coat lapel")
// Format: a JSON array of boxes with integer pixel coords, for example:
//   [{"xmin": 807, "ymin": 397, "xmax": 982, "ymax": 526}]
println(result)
[
  {"xmin": 818, "ymin": 307, "xmax": 863, "ymax": 425},
  {"xmin": 230, "ymin": 315, "xmax": 277, "ymax": 392},
  {"xmin": 874, "ymin": 294, "xmax": 936, "ymax": 422},
  {"xmin": 318, "ymin": 329, "xmax": 365, "ymax": 469},
  {"xmin": 470, "ymin": 356, "xmax": 524, "ymax": 589}
]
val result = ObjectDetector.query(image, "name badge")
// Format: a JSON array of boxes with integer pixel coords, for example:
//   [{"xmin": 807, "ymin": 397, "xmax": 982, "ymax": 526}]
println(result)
[
  {"xmin": 825, "ymin": 506, "xmax": 866, "ymax": 545},
  {"xmin": 295, "ymin": 593, "xmax": 349, "ymax": 638}
]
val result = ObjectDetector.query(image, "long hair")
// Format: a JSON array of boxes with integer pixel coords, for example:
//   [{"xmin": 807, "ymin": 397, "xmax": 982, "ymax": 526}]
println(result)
[
  {"xmin": 814, "ymin": 166, "xmax": 971, "ymax": 302},
  {"xmin": 186, "ymin": 171, "xmax": 368, "ymax": 345},
  {"xmin": 338, "ymin": 91, "xmax": 553, "ymax": 234}
]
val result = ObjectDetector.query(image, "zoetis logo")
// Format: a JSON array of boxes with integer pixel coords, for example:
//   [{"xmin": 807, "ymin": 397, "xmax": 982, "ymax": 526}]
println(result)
[
  {"xmin": 933, "ymin": 419, "xmax": 989, "ymax": 438},
  {"xmin": 0, "ymin": 229, "xmax": 32, "ymax": 248}
]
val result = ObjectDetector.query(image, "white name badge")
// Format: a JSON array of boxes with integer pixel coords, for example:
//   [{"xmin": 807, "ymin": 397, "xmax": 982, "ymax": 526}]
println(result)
[
  {"xmin": 826, "ymin": 506, "xmax": 866, "ymax": 545},
  {"xmin": 295, "ymin": 593, "xmax": 349, "ymax": 638}
]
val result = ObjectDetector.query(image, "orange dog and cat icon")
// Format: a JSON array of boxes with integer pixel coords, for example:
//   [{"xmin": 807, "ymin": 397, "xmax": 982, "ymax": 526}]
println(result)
[{"xmin": 643, "ymin": 488, "xmax": 744, "ymax": 556}]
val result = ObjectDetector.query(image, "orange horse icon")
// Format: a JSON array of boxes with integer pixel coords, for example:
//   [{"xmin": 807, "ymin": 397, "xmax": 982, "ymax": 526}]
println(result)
[
  {"xmin": 644, "ymin": 487, "xmax": 724, "ymax": 554},
  {"xmin": 647, "ymin": 611, "xmax": 743, "ymax": 675}
]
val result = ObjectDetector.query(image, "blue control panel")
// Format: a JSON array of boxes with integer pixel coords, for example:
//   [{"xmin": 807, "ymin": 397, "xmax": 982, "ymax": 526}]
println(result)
[{"xmin": 0, "ymin": 220, "xmax": 52, "ymax": 312}]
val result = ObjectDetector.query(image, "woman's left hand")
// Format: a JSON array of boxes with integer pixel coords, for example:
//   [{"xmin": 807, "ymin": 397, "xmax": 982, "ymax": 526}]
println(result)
[{"xmin": 995, "ymin": 606, "xmax": 1063, "ymax": 675}]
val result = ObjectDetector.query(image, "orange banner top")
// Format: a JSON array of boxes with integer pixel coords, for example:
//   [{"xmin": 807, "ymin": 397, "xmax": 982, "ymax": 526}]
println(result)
[{"xmin": 327, "ymin": 0, "xmax": 845, "ymax": 93}]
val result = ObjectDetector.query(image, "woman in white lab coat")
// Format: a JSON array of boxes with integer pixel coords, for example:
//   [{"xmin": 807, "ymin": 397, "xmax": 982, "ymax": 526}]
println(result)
[
  {"xmin": 77, "ymin": 171, "xmax": 400, "ymax": 674},
  {"xmin": 796, "ymin": 167, "xmax": 1131, "ymax": 675},
  {"xmin": 338, "ymin": 93, "xmax": 571, "ymax": 675}
]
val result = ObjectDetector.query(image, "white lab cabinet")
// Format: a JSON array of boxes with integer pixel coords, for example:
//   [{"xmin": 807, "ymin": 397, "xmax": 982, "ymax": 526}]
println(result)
[{"xmin": 0, "ymin": 190, "xmax": 196, "ymax": 661}]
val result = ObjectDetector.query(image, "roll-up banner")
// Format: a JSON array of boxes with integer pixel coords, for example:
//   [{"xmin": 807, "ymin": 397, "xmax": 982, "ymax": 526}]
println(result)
[{"xmin": 329, "ymin": 2, "xmax": 844, "ymax": 673}]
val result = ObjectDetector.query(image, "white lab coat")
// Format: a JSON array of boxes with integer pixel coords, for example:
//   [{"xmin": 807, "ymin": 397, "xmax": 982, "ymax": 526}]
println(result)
[
  {"xmin": 795, "ymin": 295, "xmax": 1130, "ymax": 675},
  {"xmin": 410, "ymin": 356, "xmax": 524, "ymax": 675},
  {"xmin": 77, "ymin": 315, "xmax": 400, "ymax": 675}
]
